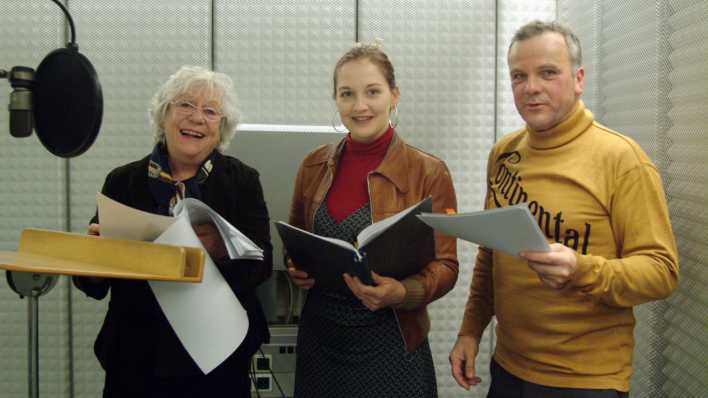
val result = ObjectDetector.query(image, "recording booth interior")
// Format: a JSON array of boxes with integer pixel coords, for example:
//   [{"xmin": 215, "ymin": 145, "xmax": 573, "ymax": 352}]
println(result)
[{"xmin": 0, "ymin": 1, "xmax": 706, "ymax": 398}]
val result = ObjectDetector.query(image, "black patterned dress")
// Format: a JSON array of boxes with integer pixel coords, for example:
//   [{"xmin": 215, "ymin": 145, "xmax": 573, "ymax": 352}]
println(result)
[{"xmin": 294, "ymin": 202, "xmax": 437, "ymax": 398}]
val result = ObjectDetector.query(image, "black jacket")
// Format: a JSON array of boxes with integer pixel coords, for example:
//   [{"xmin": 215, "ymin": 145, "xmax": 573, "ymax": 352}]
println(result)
[{"xmin": 74, "ymin": 151, "xmax": 272, "ymax": 382}]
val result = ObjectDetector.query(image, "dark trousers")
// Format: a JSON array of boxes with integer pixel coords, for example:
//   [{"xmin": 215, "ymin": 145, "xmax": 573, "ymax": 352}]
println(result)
[
  {"xmin": 103, "ymin": 357, "xmax": 252, "ymax": 398},
  {"xmin": 488, "ymin": 359, "xmax": 629, "ymax": 398}
]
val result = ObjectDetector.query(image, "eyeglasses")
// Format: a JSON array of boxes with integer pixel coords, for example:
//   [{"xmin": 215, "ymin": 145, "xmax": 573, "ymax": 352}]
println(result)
[{"xmin": 171, "ymin": 99, "xmax": 223, "ymax": 122}]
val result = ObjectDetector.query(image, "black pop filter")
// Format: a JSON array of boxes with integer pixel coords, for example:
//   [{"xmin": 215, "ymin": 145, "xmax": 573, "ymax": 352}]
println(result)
[{"xmin": 33, "ymin": 45, "xmax": 103, "ymax": 158}]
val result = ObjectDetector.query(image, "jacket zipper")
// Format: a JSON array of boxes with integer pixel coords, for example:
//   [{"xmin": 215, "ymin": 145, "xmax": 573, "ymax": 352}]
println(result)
[{"xmin": 367, "ymin": 171, "xmax": 408, "ymax": 351}]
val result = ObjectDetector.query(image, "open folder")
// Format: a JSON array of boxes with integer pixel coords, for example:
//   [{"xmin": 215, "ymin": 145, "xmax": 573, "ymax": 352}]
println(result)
[
  {"xmin": 276, "ymin": 197, "xmax": 435, "ymax": 292},
  {"xmin": 417, "ymin": 204, "xmax": 550, "ymax": 256}
]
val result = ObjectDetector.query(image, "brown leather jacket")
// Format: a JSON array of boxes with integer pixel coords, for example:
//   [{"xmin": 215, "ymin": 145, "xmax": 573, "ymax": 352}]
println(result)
[{"xmin": 289, "ymin": 133, "xmax": 458, "ymax": 351}]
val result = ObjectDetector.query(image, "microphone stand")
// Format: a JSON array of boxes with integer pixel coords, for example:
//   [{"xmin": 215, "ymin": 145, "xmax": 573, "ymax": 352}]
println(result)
[
  {"xmin": 1, "ymin": 3, "xmax": 96, "ymax": 398},
  {"xmin": 5, "ymin": 271, "xmax": 59, "ymax": 398}
]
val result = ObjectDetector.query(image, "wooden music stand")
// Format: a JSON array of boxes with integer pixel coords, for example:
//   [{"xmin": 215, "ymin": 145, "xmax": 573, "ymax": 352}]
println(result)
[{"xmin": 0, "ymin": 228, "xmax": 205, "ymax": 398}]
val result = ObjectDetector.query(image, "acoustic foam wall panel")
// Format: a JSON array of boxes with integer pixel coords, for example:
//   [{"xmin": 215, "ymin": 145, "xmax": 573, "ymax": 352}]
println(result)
[
  {"xmin": 215, "ymin": 0, "xmax": 355, "ymax": 126},
  {"xmin": 557, "ymin": 1, "xmax": 601, "ymax": 114},
  {"xmin": 559, "ymin": 1, "xmax": 708, "ymax": 396},
  {"xmin": 0, "ymin": 1, "xmax": 72, "ymax": 397},
  {"xmin": 661, "ymin": 1, "xmax": 708, "ymax": 396}
]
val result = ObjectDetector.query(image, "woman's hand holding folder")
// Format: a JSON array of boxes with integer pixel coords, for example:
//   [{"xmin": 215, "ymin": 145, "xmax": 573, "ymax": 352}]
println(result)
[
  {"xmin": 287, "ymin": 258, "xmax": 315, "ymax": 290},
  {"xmin": 192, "ymin": 222, "xmax": 227, "ymax": 261},
  {"xmin": 342, "ymin": 271, "xmax": 406, "ymax": 311}
]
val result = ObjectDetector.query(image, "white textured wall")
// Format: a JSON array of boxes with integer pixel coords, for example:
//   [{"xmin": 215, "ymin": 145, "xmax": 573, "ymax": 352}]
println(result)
[
  {"xmin": 559, "ymin": 1, "xmax": 708, "ymax": 397},
  {"xmin": 0, "ymin": 2, "xmax": 72, "ymax": 397},
  {"xmin": 0, "ymin": 2, "xmax": 563, "ymax": 398},
  {"xmin": 215, "ymin": 1, "xmax": 355, "ymax": 126}
]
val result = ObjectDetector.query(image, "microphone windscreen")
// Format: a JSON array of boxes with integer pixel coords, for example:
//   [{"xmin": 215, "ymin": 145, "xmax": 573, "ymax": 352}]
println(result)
[{"xmin": 33, "ymin": 47, "xmax": 103, "ymax": 158}]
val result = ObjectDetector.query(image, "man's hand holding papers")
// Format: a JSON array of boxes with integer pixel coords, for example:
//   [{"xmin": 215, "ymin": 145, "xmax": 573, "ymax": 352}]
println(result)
[
  {"xmin": 418, "ymin": 204, "xmax": 580, "ymax": 290},
  {"xmin": 521, "ymin": 243, "xmax": 578, "ymax": 289}
]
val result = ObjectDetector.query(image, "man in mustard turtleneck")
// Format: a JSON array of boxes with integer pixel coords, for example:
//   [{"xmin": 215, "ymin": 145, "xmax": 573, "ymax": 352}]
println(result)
[{"xmin": 449, "ymin": 20, "xmax": 678, "ymax": 398}]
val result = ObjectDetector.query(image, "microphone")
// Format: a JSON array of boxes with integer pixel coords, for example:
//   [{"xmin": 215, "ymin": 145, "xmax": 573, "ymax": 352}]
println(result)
[
  {"xmin": 1, "ymin": 0, "xmax": 103, "ymax": 158},
  {"xmin": 7, "ymin": 66, "xmax": 35, "ymax": 138}
]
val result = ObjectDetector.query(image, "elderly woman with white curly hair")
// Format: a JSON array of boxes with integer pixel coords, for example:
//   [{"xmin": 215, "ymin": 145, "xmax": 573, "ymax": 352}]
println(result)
[{"xmin": 73, "ymin": 65, "xmax": 272, "ymax": 398}]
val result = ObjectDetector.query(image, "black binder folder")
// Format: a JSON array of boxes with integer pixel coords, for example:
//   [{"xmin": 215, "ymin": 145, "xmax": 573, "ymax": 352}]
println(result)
[{"xmin": 276, "ymin": 197, "xmax": 435, "ymax": 292}]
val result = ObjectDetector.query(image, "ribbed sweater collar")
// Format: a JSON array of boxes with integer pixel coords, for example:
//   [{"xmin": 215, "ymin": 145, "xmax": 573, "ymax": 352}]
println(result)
[
  {"xmin": 526, "ymin": 100, "xmax": 594, "ymax": 150},
  {"xmin": 344, "ymin": 126, "xmax": 394, "ymax": 155}
]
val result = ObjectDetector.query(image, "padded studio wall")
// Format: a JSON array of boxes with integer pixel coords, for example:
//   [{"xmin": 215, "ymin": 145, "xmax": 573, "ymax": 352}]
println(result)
[
  {"xmin": 0, "ymin": 1, "xmax": 72, "ymax": 397},
  {"xmin": 214, "ymin": 0, "xmax": 355, "ymax": 126},
  {"xmin": 559, "ymin": 1, "xmax": 708, "ymax": 397}
]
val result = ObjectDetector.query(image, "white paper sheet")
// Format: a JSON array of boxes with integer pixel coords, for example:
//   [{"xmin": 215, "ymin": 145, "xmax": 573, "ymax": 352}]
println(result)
[
  {"xmin": 417, "ymin": 204, "xmax": 550, "ymax": 256},
  {"xmin": 151, "ymin": 216, "xmax": 248, "ymax": 374},
  {"xmin": 97, "ymin": 193, "xmax": 249, "ymax": 374},
  {"xmin": 97, "ymin": 193, "xmax": 174, "ymax": 241}
]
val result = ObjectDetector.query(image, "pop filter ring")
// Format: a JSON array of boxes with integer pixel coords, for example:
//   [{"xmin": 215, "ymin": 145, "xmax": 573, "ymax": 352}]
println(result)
[{"xmin": 33, "ymin": 45, "xmax": 103, "ymax": 158}]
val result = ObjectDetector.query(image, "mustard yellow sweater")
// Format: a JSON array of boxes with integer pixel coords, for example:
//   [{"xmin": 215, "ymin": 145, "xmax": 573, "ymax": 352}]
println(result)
[{"xmin": 459, "ymin": 101, "xmax": 679, "ymax": 391}]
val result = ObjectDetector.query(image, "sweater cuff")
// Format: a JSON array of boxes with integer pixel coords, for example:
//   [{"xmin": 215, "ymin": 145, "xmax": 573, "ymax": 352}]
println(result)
[
  {"xmin": 570, "ymin": 253, "xmax": 600, "ymax": 289},
  {"xmin": 397, "ymin": 277, "xmax": 426, "ymax": 310},
  {"xmin": 458, "ymin": 315, "xmax": 487, "ymax": 341}
]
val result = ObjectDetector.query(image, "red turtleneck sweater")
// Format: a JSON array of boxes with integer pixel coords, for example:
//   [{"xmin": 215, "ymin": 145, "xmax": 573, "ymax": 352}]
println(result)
[{"xmin": 326, "ymin": 127, "xmax": 394, "ymax": 223}]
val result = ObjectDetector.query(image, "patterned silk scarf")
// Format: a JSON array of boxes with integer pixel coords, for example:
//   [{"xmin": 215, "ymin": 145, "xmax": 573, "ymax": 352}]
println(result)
[{"xmin": 147, "ymin": 143, "xmax": 215, "ymax": 215}]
